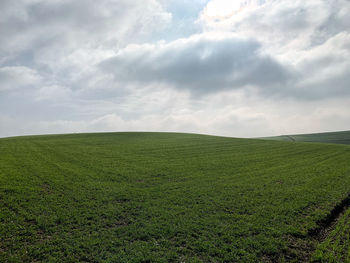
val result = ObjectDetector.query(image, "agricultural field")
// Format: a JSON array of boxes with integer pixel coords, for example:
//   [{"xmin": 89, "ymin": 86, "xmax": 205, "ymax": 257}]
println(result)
[
  {"xmin": 263, "ymin": 130, "xmax": 350, "ymax": 145},
  {"xmin": 312, "ymin": 207, "xmax": 350, "ymax": 263},
  {"xmin": 1, "ymin": 132, "xmax": 350, "ymax": 262}
]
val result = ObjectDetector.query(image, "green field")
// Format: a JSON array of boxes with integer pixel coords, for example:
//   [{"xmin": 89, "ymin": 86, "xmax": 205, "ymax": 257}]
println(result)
[
  {"xmin": 312, "ymin": 207, "xmax": 350, "ymax": 263},
  {"xmin": 1, "ymin": 132, "xmax": 350, "ymax": 262},
  {"xmin": 262, "ymin": 130, "xmax": 350, "ymax": 145}
]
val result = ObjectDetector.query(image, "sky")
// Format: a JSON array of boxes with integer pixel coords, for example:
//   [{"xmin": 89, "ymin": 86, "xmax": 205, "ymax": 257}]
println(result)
[{"xmin": 1, "ymin": 0, "xmax": 350, "ymax": 138}]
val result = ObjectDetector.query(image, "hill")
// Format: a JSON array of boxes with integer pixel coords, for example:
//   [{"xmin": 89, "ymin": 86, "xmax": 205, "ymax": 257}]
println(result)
[
  {"xmin": 1, "ymin": 132, "xmax": 350, "ymax": 262},
  {"xmin": 262, "ymin": 130, "xmax": 350, "ymax": 145}
]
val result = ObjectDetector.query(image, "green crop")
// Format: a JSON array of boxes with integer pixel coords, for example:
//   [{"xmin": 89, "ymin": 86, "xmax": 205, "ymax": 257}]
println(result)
[
  {"xmin": 263, "ymin": 130, "xmax": 350, "ymax": 145},
  {"xmin": 312, "ymin": 206, "xmax": 350, "ymax": 262},
  {"xmin": 1, "ymin": 132, "xmax": 350, "ymax": 262}
]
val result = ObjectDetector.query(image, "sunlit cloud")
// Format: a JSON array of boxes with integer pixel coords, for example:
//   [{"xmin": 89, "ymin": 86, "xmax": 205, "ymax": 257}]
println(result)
[{"xmin": 201, "ymin": 0, "xmax": 265, "ymax": 22}]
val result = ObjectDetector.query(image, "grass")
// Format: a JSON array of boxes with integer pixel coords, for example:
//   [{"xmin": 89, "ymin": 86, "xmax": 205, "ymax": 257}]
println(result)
[
  {"xmin": 262, "ymin": 130, "xmax": 350, "ymax": 145},
  {"xmin": 262, "ymin": 131, "xmax": 350, "ymax": 144},
  {"xmin": 312, "ymin": 208, "xmax": 350, "ymax": 263},
  {"xmin": 1, "ymin": 132, "xmax": 350, "ymax": 262}
]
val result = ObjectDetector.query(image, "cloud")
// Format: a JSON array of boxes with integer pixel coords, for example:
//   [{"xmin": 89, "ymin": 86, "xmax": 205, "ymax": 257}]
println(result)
[
  {"xmin": 294, "ymin": 32, "xmax": 350, "ymax": 99},
  {"xmin": 199, "ymin": 0, "xmax": 350, "ymax": 66},
  {"xmin": 200, "ymin": 0, "xmax": 350, "ymax": 52},
  {"xmin": 202, "ymin": 0, "xmax": 264, "ymax": 18},
  {"xmin": 1, "ymin": 0, "xmax": 350, "ymax": 138},
  {"xmin": 36, "ymin": 85, "xmax": 73, "ymax": 101},
  {"xmin": 0, "ymin": 0, "xmax": 172, "ymax": 109},
  {"xmin": 1, "ymin": 90, "xmax": 349, "ymax": 138},
  {"xmin": 0, "ymin": 0, "xmax": 172, "ymax": 90},
  {"xmin": 197, "ymin": 0, "xmax": 350, "ymax": 100},
  {"xmin": 0, "ymin": 0, "xmax": 171, "ymax": 57},
  {"xmin": 101, "ymin": 33, "xmax": 292, "ymax": 95},
  {"xmin": 0, "ymin": 66, "xmax": 42, "ymax": 91}
]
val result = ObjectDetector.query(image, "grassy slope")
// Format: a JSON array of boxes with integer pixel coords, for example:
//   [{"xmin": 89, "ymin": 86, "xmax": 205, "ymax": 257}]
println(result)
[
  {"xmin": 263, "ymin": 130, "xmax": 350, "ymax": 145},
  {"xmin": 1, "ymin": 132, "xmax": 350, "ymax": 262},
  {"xmin": 264, "ymin": 129, "xmax": 350, "ymax": 261}
]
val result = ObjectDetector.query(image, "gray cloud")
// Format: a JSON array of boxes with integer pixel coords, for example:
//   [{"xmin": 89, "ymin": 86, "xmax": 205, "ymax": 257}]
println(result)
[
  {"xmin": 101, "ymin": 34, "xmax": 292, "ymax": 95},
  {"xmin": 0, "ymin": 0, "xmax": 171, "ymax": 57}
]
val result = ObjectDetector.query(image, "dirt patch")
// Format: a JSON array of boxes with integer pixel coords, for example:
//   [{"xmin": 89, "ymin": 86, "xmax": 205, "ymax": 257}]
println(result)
[
  {"xmin": 41, "ymin": 183, "xmax": 53, "ymax": 194},
  {"xmin": 105, "ymin": 217, "xmax": 129, "ymax": 229}
]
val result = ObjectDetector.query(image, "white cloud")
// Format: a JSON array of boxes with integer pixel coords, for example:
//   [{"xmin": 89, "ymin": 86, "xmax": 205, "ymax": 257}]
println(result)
[
  {"xmin": 36, "ymin": 85, "xmax": 72, "ymax": 101},
  {"xmin": 203, "ymin": 0, "xmax": 264, "ymax": 18},
  {"xmin": 1, "ymin": 89, "xmax": 349, "ymax": 138},
  {"xmin": 0, "ymin": 66, "xmax": 42, "ymax": 91},
  {"xmin": 200, "ymin": 0, "xmax": 350, "ymax": 59}
]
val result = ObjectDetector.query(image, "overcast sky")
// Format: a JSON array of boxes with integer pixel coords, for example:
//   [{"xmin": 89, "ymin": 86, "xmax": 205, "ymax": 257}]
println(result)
[{"xmin": 1, "ymin": 0, "xmax": 350, "ymax": 138}]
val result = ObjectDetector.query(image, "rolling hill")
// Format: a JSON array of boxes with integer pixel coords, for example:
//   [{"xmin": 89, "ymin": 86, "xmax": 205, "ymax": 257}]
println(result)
[
  {"xmin": 262, "ymin": 130, "xmax": 350, "ymax": 145},
  {"xmin": 1, "ymin": 132, "xmax": 350, "ymax": 262}
]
